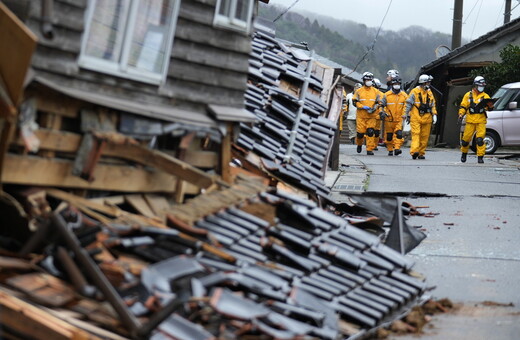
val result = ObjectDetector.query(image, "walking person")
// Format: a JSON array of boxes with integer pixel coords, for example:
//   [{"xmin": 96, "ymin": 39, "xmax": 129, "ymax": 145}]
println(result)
[
  {"xmin": 344, "ymin": 83, "xmax": 362, "ymax": 144},
  {"xmin": 373, "ymin": 78, "xmax": 385, "ymax": 150},
  {"xmin": 404, "ymin": 74, "xmax": 438, "ymax": 159},
  {"xmin": 353, "ymin": 72, "xmax": 381, "ymax": 155},
  {"xmin": 458, "ymin": 76, "xmax": 494, "ymax": 164},
  {"xmin": 381, "ymin": 77, "xmax": 407, "ymax": 156}
]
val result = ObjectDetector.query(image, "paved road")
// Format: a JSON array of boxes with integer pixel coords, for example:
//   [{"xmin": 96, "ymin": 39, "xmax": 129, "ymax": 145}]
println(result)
[{"xmin": 329, "ymin": 144, "xmax": 520, "ymax": 339}]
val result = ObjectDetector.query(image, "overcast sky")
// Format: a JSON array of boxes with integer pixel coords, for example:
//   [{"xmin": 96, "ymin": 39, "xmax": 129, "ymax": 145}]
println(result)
[{"xmin": 268, "ymin": 0, "xmax": 520, "ymax": 41}]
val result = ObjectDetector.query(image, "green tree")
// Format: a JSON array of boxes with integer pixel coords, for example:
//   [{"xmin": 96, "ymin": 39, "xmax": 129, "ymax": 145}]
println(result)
[{"xmin": 469, "ymin": 44, "xmax": 520, "ymax": 95}]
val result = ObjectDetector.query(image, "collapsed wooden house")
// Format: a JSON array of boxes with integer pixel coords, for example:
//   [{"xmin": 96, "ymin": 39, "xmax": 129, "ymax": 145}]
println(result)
[
  {"xmin": 0, "ymin": 1, "xmax": 429, "ymax": 339},
  {"xmin": 1, "ymin": 0, "xmax": 261, "ymax": 201}
]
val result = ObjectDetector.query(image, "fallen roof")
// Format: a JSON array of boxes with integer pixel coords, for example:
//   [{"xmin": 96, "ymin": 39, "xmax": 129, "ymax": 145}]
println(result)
[{"xmin": 0, "ymin": 176, "xmax": 428, "ymax": 339}]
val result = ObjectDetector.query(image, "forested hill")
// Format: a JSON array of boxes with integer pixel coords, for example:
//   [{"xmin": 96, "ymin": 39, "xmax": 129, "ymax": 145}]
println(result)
[{"xmin": 259, "ymin": 5, "xmax": 455, "ymax": 83}]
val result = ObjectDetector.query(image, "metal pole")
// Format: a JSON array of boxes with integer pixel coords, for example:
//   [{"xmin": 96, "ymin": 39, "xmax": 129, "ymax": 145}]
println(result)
[
  {"xmin": 451, "ymin": 0, "xmax": 463, "ymax": 49},
  {"xmin": 284, "ymin": 50, "xmax": 314, "ymax": 162},
  {"xmin": 504, "ymin": 0, "xmax": 512, "ymax": 24}
]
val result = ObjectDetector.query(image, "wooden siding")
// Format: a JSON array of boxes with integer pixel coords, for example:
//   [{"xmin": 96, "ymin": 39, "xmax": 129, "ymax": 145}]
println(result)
[{"xmin": 20, "ymin": 0, "xmax": 251, "ymax": 124}]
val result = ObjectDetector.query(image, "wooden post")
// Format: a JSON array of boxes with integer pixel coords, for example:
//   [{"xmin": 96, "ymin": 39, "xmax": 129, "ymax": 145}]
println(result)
[{"xmin": 220, "ymin": 123, "xmax": 232, "ymax": 184}]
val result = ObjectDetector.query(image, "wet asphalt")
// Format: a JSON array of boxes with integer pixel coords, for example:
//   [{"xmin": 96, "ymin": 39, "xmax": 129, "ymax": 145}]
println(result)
[{"xmin": 329, "ymin": 144, "xmax": 520, "ymax": 339}]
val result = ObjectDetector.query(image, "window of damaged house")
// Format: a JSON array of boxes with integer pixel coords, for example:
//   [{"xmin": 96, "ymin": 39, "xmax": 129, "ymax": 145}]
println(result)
[
  {"xmin": 79, "ymin": 0, "xmax": 180, "ymax": 84},
  {"xmin": 214, "ymin": 0, "xmax": 254, "ymax": 32}
]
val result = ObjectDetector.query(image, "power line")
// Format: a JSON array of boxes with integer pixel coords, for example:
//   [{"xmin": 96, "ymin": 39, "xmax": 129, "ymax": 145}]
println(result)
[
  {"xmin": 273, "ymin": 0, "xmax": 301, "ymax": 22},
  {"xmin": 469, "ymin": 0, "xmax": 484, "ymax": 40},
  {"xmin": 347, "ymin": 0, "xmax": 393, "ymax": 76},
  {"xmin": 463, "ymin": 0, "xmax": 481, "ymax": 24}
]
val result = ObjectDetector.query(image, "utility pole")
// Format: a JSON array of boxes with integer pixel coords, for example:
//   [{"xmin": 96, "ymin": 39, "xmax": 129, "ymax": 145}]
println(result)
[
  {"xmin": 451, "ymin": 0, "xmax": 463, "ymax": 49},
  {"xmin": 504, "ymin": 0, "xmax": 512, "ymax": 24}
]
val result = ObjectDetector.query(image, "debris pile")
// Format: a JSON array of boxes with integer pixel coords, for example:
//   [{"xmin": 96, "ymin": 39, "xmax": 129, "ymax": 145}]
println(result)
[{"xmin": 0, "ymin": 176, "xmax": 428, "ymax": 339}]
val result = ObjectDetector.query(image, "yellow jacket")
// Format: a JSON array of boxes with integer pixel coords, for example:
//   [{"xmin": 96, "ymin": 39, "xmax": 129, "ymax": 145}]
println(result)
[
  {"xmin": 354, "ymin": 86, "xmax": 381, "ymax": 119},
  {"xmin": 382, "ymin": 90, "xmax": 408, "ymax": 123},
  {"xmin": 405, "ymin": 86, "xmax": 437, "ymax": 124},
  {"xmin": 458, "ymin": 89, "xmax": 491, "ymax": 124}
]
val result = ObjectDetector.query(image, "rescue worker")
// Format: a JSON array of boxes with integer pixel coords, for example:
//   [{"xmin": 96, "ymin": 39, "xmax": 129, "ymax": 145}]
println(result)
[
  {"xmin": 404, "ymin": 74, "xmax": 437, "ymax": 159},
  {"xmin": 381, "ymin": 77, "xmax": 407, "ymax": 156},
  {"xmin": 458, "ymin": 76, "xmax": 493, "ymax": 164},
  {"xmin": 353, "ymin": 72, "xmax": 381, "ymax": 155},
  {"xmin": 373, "ymin": 78, "xmax": 385, "ymax": 150},
  {"xmin": 343, "ymin": 83, "xmax": 362, "ymax": 144}
]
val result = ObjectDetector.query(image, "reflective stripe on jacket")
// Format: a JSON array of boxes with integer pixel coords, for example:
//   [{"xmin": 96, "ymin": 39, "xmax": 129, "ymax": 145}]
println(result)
[
  {"xmin": 405, "ymin": 86, "xmax": 437, "ymax": 124},
  {"xmin": 354, "ymin": 86, "xmax": 380, "ymax": 119},
  {"xmin": 382, "ymin": 90, "xmax": 408, "ymax": 122},
  {"xmin": 458, "ymin": 89, "xmax": 491, "ymax": 124}
]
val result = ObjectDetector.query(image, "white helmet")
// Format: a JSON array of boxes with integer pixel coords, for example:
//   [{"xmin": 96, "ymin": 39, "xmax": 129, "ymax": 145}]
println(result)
[
  {"xmin": 387, "ymin": 69, "xmax": 399, "ymax": 78},
  {"xmin": 354, "ymin": 83, "xmax": 362, "ymax": 90},
  {"xmin": 362, "ymin": 72, "xmax": 374, "ymax": 80},
  {"xmin": 374, "ymin": 78, "xmax": 381, "ymax": 88},
  {"xmin": 418, "ymin": 74, "xmax": 430, "ymax": 84},
  {"xmin": 473, "ymin": 76, "xmax": 486, "ymax": 86}
]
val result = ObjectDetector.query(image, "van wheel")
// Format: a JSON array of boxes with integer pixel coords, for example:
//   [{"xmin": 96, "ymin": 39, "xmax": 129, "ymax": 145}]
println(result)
[{"xmin": 470, "ymin": 131, "xmax": 499, "ymax": 154}]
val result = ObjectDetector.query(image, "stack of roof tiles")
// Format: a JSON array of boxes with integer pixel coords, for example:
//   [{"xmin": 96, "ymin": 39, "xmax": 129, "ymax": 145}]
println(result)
[
  {"xmin": 238, "ymin": 29, "xmax": 336, "ymax": 198},
  {"xmin": 19, "ymin": 188, "xmax": 425, "ymax": 340}
]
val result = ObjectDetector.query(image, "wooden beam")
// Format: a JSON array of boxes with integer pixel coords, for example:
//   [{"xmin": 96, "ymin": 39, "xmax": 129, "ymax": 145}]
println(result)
[
  {"xmin": 26, "ymin": 86, "xmax": 85, "ymax": 118},
  {"xmin": 12, "ymin": 129, "xmax": 218, "ymax": 168},
  {"xmin": 2, "ymin": 154, "xmax": 180, "ymax": 193},
  {"xmin": 13, "ymin": 128, "xmax": 82, "ymax": 153},
  {"xmin": 102, "ymin": 142, "xmax": 222, "ymax": 189},
  {"xmin": 0, "ymin": 2, "xmax": 37, "ymax": 106},
  {"xmin": 220, "ymin": 123, "xmax": 232, "ymax": 183},
  {"xmin": 12, "ymin": 130, "xmax": 223, "ymax": 189}
]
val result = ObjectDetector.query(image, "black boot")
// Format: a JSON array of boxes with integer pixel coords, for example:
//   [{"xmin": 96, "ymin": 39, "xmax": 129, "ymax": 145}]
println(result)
[
  {"xmin": 412, "ymin": 152, "xmax": 419, "ymax": 159},
  {"xmin": 394, "ymin": 149, "xmax": 402, "ymax": 156},
  {"xmin": 357, "ymin": 145, "xmax": 362, "ymax": 153},
  {"xmin": 367, "ymin": 151, "xmax": 374, "ymax": 155},
  {"xmin": 388, "ymin": 151, "xmax": 393, "ymax": 156},
  {"xmin": 478, "ymin": 156, "xmax": 484, "ymax": 164},
  {"xmin": 350, "ymin": 137, "xmax": 355, "ymax": 145},
  {"xmin": 461, "ymin": 153, "xmax": 467, "ymax": 163}
]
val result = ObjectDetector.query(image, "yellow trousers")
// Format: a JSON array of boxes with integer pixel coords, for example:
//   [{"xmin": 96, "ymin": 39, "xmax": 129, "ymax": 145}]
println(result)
[
  {"xmin": 410, "ymin": 120, "xmax": 432, "ymax": 156},
  {"xmin": 461, "ymin": 122, "xmax": 486, "ymax": 156},
  {"xmin": 384, "ymin": 121, "xmax": 404, "ymax": 151},
  {"xmin": 356, "ymin": 117, "xmax": 378, "ymax": 151}
]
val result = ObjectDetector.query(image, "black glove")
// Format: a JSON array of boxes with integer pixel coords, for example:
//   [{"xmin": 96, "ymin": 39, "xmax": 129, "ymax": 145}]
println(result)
[
  {"xmin": 458, "ymin": 115, "xmax": 463, "ymax": 124},
  {"xmin": 379, "ymin": 112, "xmax": 388, "ymax": 120},
  {"xmin": 405, "ymin": 115, "xmax": 410, "ymax": 124}
]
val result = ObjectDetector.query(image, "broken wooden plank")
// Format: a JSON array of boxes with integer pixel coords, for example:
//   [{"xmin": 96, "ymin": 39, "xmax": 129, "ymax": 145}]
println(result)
[
  {"xmin": 124, "ymin": 195, "xmax": 156, "ymax": 218},
  {"xmin": 0, "ymin": 290, "xmax": 101, "ymax": 340},
  {"xmin": 143, "ymin": 194, "xmax": 170, "ymax": 218},
  {"xmin": 0, "ymin": 256, "xmax": 36, "ymax": 272},
  {"xmin": 102, "ymin": 141, "xmax": 223, "ymax": 189},
  {"xmin": 43, "ymin": 307, "xmax": 130, "ymax": 340},
  {"xmin": 5, "ymin": 272, "xmax": 76, "ymax": 307}
]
